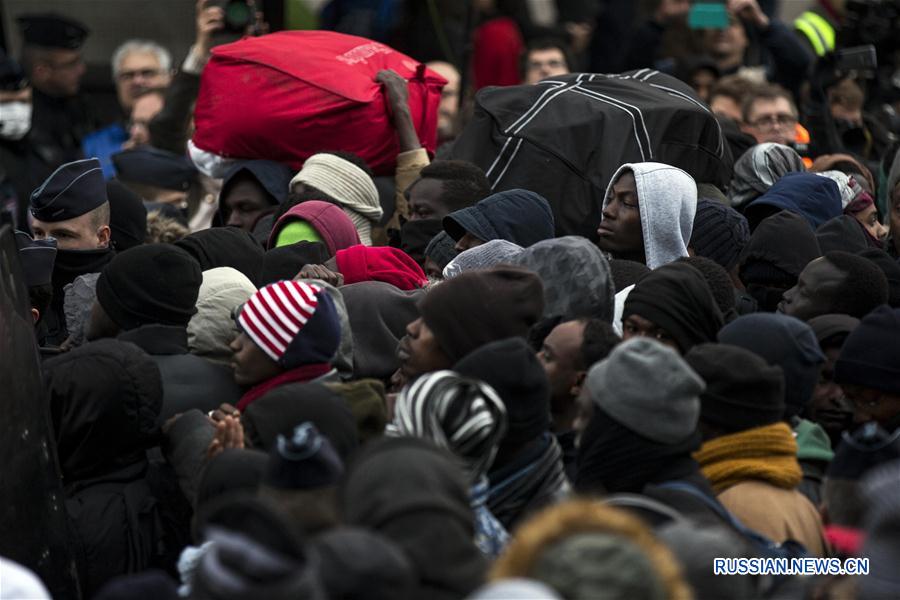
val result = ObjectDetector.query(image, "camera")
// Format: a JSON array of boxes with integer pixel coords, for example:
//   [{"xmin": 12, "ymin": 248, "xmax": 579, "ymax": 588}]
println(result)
[{"xmin": 208, "ymin": 0, "xmax": 255, "ymax": 34}]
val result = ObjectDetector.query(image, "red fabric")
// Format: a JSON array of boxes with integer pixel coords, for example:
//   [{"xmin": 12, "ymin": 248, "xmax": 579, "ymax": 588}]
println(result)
[
  {"xmin": 237, "ymin": 362, "xmax": 333, "ymax": 411},
  {"xmin": 193, "ymin": 31, "xmax": 446, "ymax": 176},
  {"xmin": 336, "ymin": 244, "xmax": 428, "ymax": 290},
  {"xmin": 268, "ymin": 200, "xmax": 361, "ymax": 253},
  {"xmin": 824, "ymin": 525, "xmax": 864, "ymax": 557},
  {"xmin": 237, "ymin": 280, "xmax": 321, "ymax": 362},
  {"xmin": 472, "ymin": 17, "xmax": 525, "ymax": 90}
]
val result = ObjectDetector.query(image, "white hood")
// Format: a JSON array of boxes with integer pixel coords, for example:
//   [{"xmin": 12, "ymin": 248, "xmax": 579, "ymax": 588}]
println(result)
[{"xmin": 603, "ymin": 162, "xmax": 697, "ymax": 270}]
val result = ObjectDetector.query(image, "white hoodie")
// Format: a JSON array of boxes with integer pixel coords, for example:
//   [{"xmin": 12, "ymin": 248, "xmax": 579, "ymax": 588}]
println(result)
[{"xmin": 602, "ymin": 162, "xmax": 697, "ymax": 270}]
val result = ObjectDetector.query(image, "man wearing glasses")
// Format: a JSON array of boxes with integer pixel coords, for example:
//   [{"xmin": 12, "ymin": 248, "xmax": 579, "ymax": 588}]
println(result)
[
  {"xmin": 741, "ymin": 84, "xmax": 799, "ymax": 147},
  {"xmin": 17, "ymin": 13, "xmax": 97, "ymax": 171}
]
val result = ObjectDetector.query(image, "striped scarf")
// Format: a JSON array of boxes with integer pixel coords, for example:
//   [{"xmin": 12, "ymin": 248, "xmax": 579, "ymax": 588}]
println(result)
[
  {"xmin": 693, "ymin": 422, "xmax": 803, "ymax": 494},
  {"xmin": 487, "ymin": 433, "xmax": 570, "ymax": 529},
  {"xmin": 386, "ymin": 370, "xmax": 508, "ymax": 482}
]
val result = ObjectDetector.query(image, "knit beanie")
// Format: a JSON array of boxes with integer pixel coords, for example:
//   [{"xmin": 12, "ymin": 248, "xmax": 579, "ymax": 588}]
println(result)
[
  {"xmin": 808, "ymin": 313, "xmax": 860, "ymax": 346},
  {"xmin": 335, "ymin": 245, "xmax": 428, "ymax": 290},
  {"xmin": 827, "ymin": 423, "xmax": 900, "ymax": 481},
  {"xmin": 236, "ymin": 280, "xmax": 341, "ymax": 369},
  {"xmin": 442, "ymin": 239, "xmax": 523, "ymax": 279},
  {"xmin": 689, "ymin": 199, "xmax": 750, "ymax": 271},
  {"xmin": 291, "ymin": 154, "xmax": 382, "ymax": 246},
  {"xmin": 95, "ymin": 244, "xmax": 201, "ymax": 330},
  {"xmin": 622, "ymin": 262, "xmax": 724, "ymax": 354},
  {"xmin": 685, "ymin": 343, "xmax": 785, "ymax": 433},
  {"xmin": 859, "ymin": 248, "xmax": 900, "ymax": 308},
  {"xmin": 424, "ymin": 230, "xmax": 457, "ymax": 270},
  {"xmin": 585, "ymin": 337, "xmax": 704, "ymax": 444},
  {"xmin": 454, "ymin": 338, "xmax": 551, "ymax": 446},
  {"xmin": 265, "ymin": 422, "xmax": 344, "ymax": 491},
  {"xmin": 418, "ymin": 266, "xmax": 544, "ymax": 363},
  {"xmin": 834, "ymin": 305, "xmax": 900, "ymax": 394}
]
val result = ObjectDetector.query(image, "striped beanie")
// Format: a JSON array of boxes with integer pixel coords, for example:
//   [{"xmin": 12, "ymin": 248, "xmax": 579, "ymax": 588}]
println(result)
[
  {"xmin": 236, "ymin": 280, "xmax": 341, "ymax": 369},
  {"xmin": 387, "ymin": 370, "xmax": 507, "ymax": 483}
]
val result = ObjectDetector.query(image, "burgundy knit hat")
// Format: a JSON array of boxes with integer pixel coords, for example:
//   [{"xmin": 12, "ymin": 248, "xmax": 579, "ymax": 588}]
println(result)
[
  {"xmin": 336, "ymin": 245, "xmax": 428, "ymax": 290},
  {"xmin": 236, "ymin": 280, "xmax": 341, "ymax": 368}
]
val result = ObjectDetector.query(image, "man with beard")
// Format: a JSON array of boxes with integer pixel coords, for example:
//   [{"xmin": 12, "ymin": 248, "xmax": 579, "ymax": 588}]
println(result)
[{"xmin": 30, "ymin": 158, "xmax": 114, "ymax": 347}]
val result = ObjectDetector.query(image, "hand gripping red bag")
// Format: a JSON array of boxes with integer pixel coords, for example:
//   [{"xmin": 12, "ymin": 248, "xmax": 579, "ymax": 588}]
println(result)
[{"xmin": 191, "ymin": 31, "xmax": 446, "ymax": 176}]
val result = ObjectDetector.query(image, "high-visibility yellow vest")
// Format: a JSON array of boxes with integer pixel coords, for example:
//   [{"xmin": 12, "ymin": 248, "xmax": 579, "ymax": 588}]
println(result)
[{"xmin": 794, "ymin": 11, "xmax": 836, "ymax": 57}]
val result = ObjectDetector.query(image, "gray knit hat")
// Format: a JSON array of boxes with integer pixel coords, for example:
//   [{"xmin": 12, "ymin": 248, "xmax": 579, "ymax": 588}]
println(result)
[
  {"xmin": 586, "ymin": 337, "xmax": 704, "ymax": 443},
  {"xmin": 442, "ymin": 239, "xmax": 523, "ymax": 279}
]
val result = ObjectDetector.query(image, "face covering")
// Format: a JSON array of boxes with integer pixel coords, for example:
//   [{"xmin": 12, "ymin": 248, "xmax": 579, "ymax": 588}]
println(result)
[{"xmin": 0, "ymin": 101, "xmax": 32, "ymax": 140}]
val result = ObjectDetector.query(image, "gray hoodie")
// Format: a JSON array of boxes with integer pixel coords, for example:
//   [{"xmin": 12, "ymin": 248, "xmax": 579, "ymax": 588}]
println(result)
[{"xmin": 603, "ymin": 162, "xmax": 697, "ymax": 270}]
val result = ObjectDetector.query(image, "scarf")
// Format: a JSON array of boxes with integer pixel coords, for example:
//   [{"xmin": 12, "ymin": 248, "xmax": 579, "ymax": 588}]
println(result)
[
  {"xmin": 471, "ymin": 476, "xmax": 509, "ymax": 557},
  {"xmin": 236, "ymin": 363, "xmax": 333, "ymax": 411},
  {"xmin": 693, "ymin": 422, "xmax": 803, "ymax": 494},
  {"xmin": 487, "ymin": 432, "xmax": 570, "ymax": 529}
]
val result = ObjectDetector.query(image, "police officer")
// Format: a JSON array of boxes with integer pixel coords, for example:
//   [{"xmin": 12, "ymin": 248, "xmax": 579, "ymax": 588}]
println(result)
[
  {"xmin": 18, "ymin": 14, "xmax": 99, "ymax": 172},
  {"xmin": 30, "ymin": 158, "xmax": 115, "ymax": 346}
]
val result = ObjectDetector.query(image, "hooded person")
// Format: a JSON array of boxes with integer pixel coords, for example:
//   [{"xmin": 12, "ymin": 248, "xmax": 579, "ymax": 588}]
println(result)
[
  {"xmin": 816, "ymin": 214, "xmax": 876, "ymax": 254},
  {"xmin": 621, "ymin": 262, "xmax": 724, "ymax": 355},
  {"xmin": 30, "ymin": 158, "xmax": 115, "ymax": 346},
  {"xmin": 398, "ymin": 218, "xmax": 444, "ymax": 269},
  {"xmin": 442, "ymin": 240, "xmax": 524, "ymax": 279},
  {"xmin": 106, "ymin": 179, "xmax": 147, "ymax": 252},
  {"xmin": 45, "ymin": 339, "xmax": 189, "ymax": 597},
  {"xmin": 743, "ymin": 172, "xmax": 843, "ymax": 231},
  {"xmin": 175, "ymin": 228, "xmax": 265, "ymax": 286},
  {"xmin": 489, "ymin": 500, "xmax": 692, "ymax": 600},
  {"xmin": 443, "ymin": 189, "xmax": 555, "ymax": 253},
  {"xmin": 511, "ymin": 236, "xmax": 616, "ymax": 324},
  {"xmin": 834, "ymin": 306, "xmax": 900, "ymax": 431},
  {"xmin": 397, "ymin": 266, "xmax": 544, "ymax": 384},
  {"xmin": 423, "ymin": 230, "xmax": 457, "ymax": 279},
  {"xmin": 807, "ymin": 314, "xmax": 860, "ymax": 447},
  {"xmin": 257, "ymin": 242, "xmax": 331, "ymax": 286},
  {"xmin": 313, "ymin": 527, "xmax": 416, "ymax": 600},
  {"xmin": 728, "ymin": 142, "xmax": 805, "ymax": 210},
  {"xmin": 334, "ymin": 245, "xmax": 428, "ymax": 290},
  {"xmin": 229, "ymin": 280, "xmax": 342, "ymax": 411},
  {"xmin": 718, "ymin": 313, "xmax": 825, "ymax": 421},
  {"xmin": 267, "ymin": 200, "xmax": 361, "ymax": 255},
  {"xmin": 859, "ymin": 248, "xmax": 900, "ymax": 308},
  {"xmin": 738, "ymin": 210, "xmax": 822, "ymax": 312},
  {"xmin": 689, "ymin": 199, "xmax": 750, "ymax": 288},
  {"xmin": 688, "ymin": 343, "xmax": 828, "ymax": 556},
  {"xmin": 778, "ymin": 251, "xmax": 889, "ymax": 321},
  {"xmin": 455, "ymin": 338, "xmax": 570, "ymax": 530},
  {"xmin": 339, "ymin": 437, "xmax": 488, "ymax": 600},
  {"xmin": 290, "ymin": 153, "xmax": 382, "ymax": 246},
  {"xmin": 87, "ymin": 244, "xmax": 242, "ymax": 418},
  {"xmin": 809, "ymin": 153, "xmax": 875, "ymax": 194},
  {"xmin": 388, "ymin": 371, "xmax": 510, "ymax": 556},
  {"xmin": 187, "ymin": 267, "xmax": 257, "ymax": 366},
  {"xmin": 340, "ymin": 280, "xmax": 424, "ymax": 382},
  {"xmin": 216, "ymin": 160, "xmax": 293, "ymax": 233},
  {"xmin": 575, "ymin": 338, "xmax": 740, "ymax": 528},
  {"xmin": 596, "ymin": 162, "xmax": 697, "ymax": 270}
]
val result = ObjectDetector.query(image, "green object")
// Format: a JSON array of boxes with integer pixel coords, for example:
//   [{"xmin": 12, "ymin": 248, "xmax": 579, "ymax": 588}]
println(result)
[
  {"xmin": 276, "ymin": 220, "xmax": 325, "ymax": 248},
  {"xmin": 285, "ymin": 0, "xmax": 319, "ymax": 30},
  {"xmin": 688, "ymin": 3, "xmax": 730, "ymax": 30},
  {"xmin": 794, "ymin": 11, "xmax": 835, "ymax": 57},
  {"xmin": 794, "ymin": 418, "xmax": 835, "ymax": 463}
]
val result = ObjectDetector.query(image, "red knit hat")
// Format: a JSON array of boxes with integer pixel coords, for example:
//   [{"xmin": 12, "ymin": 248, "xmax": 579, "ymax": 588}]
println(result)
[
  {"xmin": 236, "ymin": 280, "xmax": 341, "ymax": 367},
  {"xmin": 335, "ymin": 245, "xmax": 428, "ymax": 290}
]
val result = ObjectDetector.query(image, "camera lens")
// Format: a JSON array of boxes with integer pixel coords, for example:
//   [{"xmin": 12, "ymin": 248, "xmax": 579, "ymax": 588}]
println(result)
[{"xmin": 224, "ymin": 0, "xmax": 252, "ymax": 31}]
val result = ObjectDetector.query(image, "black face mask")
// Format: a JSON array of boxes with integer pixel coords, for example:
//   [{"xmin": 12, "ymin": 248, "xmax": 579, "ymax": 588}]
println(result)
[
  {"xmin": 834, "ymin": 119, "xmax": 866, "ymax": 147},
  {"xmin": 51, "ymin": 246, "xmax": 115, "ymax": 300},
  {"xmin": 745, "ymin": 283, "xmax": 789, "ymax": 313}
]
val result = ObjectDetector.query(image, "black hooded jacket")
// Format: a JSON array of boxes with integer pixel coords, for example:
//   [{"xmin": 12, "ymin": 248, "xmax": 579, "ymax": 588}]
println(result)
[{"xmin": 45, "ymin": 339, "xmax": 190, "ymax": 597}]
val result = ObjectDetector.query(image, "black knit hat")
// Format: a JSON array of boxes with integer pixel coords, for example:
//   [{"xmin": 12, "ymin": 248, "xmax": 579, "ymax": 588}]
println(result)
[
  {"xmin": 418, "ymin": 266, "xmax": 544, "ymax": 363},
  {"xmin": 690, "ymin": 199, "xmax": 750, "ymax": 271},
  {"xmin": 265, "ymin": 422, "xmax": 344, "ymax": 491},
  {"xmin": 623, "ymin": 262, "xmax": 724, "ymax": 354},
  {"xmin": 834, "ymin": 305, "xmax": 900, "ymax": 395},
  {"xmin": 686, "ymin": 343, "xmax": 785, "ymax": 433},
  {"xmin": 827, "ymin": 423, "xmax": 900, "ymax": 480},
  {"xmin": 454, "ymin": 337, "xmax": 551, "ymax": 446},
  {"xmin": 96, "ymin": 244, "xmax": 201, "ymax": 330}
]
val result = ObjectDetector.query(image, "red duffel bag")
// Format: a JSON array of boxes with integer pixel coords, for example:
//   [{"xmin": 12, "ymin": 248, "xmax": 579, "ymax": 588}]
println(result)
[{"xmin": 191, "ymin": 30, "xmax": 446, "ymax": 176}]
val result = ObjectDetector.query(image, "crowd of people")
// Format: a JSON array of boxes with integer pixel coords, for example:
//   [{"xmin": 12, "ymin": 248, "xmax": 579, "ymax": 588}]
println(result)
[{"xmin": 3, "ymin": 0, "xmax": 900, "ymax": 598}]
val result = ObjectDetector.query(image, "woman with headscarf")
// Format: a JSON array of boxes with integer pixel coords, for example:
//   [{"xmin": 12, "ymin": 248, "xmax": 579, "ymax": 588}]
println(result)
[
  {"xmin": 388, "ymin": 371, "xmax": 509, "ymax": 556},
  {"xmin": 621, "ymin": 262, "xmax": 724, "ymax": 354}
]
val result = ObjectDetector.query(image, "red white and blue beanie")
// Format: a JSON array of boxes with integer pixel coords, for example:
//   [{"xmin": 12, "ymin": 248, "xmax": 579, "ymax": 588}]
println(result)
[{"xmin": 236, "ymin": 280, "xmax": 341, "ymax": 369}]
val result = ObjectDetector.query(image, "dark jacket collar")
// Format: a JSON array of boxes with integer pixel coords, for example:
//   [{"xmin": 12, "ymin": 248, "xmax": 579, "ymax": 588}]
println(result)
[{"xmin": 118, "ymin": 324, "xmax": 189, "ymax": 355}]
